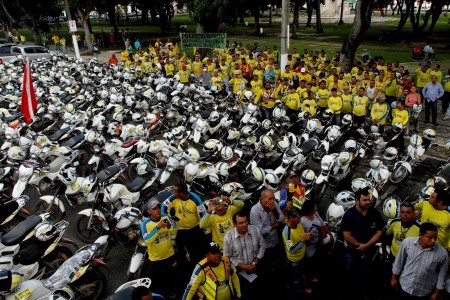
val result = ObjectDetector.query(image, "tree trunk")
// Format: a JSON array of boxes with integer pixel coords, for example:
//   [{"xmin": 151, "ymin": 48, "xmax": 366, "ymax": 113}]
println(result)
[
  {"xmin": 397, "ymin": 0, "xmax": 413, "ymax": 32},
  {"xmin": 428, "ymin": 0, "xmax": 446, "ymax": 33},
  {"xmin": 306, "ymin": 0, "xmax": 313, "ymax": 27},
  {"xmin": 107, "ymin": 2, "xmax": 116, "ymax": 27},
  {"xmin": 339, "ymin": 0, "xmax": 373, "ymax": 67},
  {"xmin": 31, "ymin": 19, "xmax": 40, "ymax": 45},
  {"xmin": 410, "ymin": 0, "xmax": 423, "ymax": 32},
  {"xmin": 315, "ymin": 0, "xmax": 323, "ymax": 33},
  {"xmin": 293, "ymin": 0, "xmax": 300, "ymax": 27},
  {"xmin": 254, "ymin": 7, "xmax": 260, "ymax": 34},
  {"xmin": 0, "ymin": 0, "xmax": 18, "ymax": 24},
  {"xmin": 77, "ymin": 8, "xmax": 92, "ymax": 52},
  {"xmin": 196, "ymin": 23, "xmax": 205, "ymax": 33},
  {"xmin": 269, "ymin": 6, "xmax": 272, "ymax": 26}
]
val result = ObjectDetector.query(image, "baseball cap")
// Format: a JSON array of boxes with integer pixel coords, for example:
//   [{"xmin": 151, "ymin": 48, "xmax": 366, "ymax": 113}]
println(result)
[
  {"xmin": 144, "ymin": 198, "xmax": 161, "ymax": 211},
  {"xmin": 182, "ymin": 64, "xmax": 187, "ymax": 68},
  {"xmin": 300, "ymin": 68, "xmax": 306, "ymax": 72},
  {"xmin": 206, "ymin": 242, "xmax": 221, "ymax": 254}
]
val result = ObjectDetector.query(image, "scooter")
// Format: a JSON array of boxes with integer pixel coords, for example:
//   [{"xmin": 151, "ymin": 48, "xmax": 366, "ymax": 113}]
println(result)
[{"xmin": 0, "ymin": 196, "xmax": 30, "ymax": 232}]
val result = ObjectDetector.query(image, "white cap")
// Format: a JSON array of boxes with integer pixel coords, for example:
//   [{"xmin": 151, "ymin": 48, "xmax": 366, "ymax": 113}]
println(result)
[{"xmin": 300, "ymin": 68, "xmax": 306, "ymax": 72}]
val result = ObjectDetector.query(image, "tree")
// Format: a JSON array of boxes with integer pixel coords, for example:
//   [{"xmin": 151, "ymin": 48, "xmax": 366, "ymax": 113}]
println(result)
[
  {"xmin": 339, "ymin": 0, "xmax": 373, "ymax": 67},
  {"xmin": 315, "ymin": 0, "xmax": 323, "ymax": 33},
  {"xmin": 185, "ymin": 0, "xmax": 236, "ymax": 33},
  {"xmin": 305, "ymin": 0, "xmax": 314, "ymax": 27}
]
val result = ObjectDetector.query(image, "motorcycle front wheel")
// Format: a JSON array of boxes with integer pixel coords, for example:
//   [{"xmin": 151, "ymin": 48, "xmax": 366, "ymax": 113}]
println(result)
[
  {"xmin": 75, "ymin": 213, "xmax": 104, "ymax": 243},
  {"xmin": 72, "ymin": 270, "xmax": 107, "ymax": 300},
  {"xmin": 40, "ymin": 245, "xmax": 74, "ymax": 279},
  {"xmin": 389, "ymin": 165, "xmax": 410, "ymax": 185}
]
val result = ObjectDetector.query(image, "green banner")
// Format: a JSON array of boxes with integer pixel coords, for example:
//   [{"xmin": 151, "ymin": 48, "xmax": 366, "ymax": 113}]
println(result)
[{"xmin": 180, "ymin": 33, "xmax": 227, "ymax": 49}]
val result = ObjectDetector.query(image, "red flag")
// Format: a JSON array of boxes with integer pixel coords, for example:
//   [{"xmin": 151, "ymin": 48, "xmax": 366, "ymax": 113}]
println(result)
[{"xmin": 21, "ymin": 57, "xmax": 37, "ymax": 123}]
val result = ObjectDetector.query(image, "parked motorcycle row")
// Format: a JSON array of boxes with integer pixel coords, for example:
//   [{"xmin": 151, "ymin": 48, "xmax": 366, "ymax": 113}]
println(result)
[{"xmin": 0, "ymin": 54, "xmax": 449, "ymax": 299}]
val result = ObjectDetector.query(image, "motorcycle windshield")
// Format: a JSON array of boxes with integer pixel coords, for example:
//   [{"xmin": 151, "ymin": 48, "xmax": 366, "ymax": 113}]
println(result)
[{"xmin": 42, "ymin": 248, "xmax": 94, "ymax": 290}]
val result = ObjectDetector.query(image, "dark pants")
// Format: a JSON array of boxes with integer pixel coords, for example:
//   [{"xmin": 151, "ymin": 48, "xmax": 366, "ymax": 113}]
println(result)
[
  {"xmin": 386, "ymin": 95, "xmax": 396, "ymax": 106},
  {"xmin": 425, "ymin": 100, "xmax": 438, "ymax": 123},
  {"xmin": 175, "ymin": 226, "xmax": 207, "ymax": 271},
  {"xmin": 392, "ymin": 129, "xmax": 405, "ymax": 153},
  {"xmin": 145, "ymin": 256, "xmax": 177, "ymax": 296},
  {"xmin": 354, "ymin": 115, "xmax": 366, "ymax": 128},
  {"xmin": 443, "ymin": 91, "xmax": 450, "ymax": 112},
  {"xmin": 398, "ymin": 288, "xmax": 430, "ymax": 300},
  {"xmin": 261, "ymin": 107, "xmax": 273, "ymax": 120},
  {"xmin": 344, "ymin": 246, "xmax": 378, "ymax": 299},
  {"xmin": 286, "ymin": 259, "xmax": 304, "ymax": 300}
]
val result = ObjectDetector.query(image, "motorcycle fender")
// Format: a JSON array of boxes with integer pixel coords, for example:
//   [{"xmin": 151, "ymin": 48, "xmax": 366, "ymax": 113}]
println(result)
[
  {"xmin": 273, "ymin": 165, "xmax": 286, "ymax": 178},
  {"xmin": 1, "ymin": 141, "xmax": 12, "ymax": 150},
  {"xmin": 130, "ymin": 157, "xmax": 146, "ymax": 164},
  {"xmin": 0, "ymin": 256, "xmax": 14, "ymax": 270},
  {"xmin": 322, "ymin": 140, "xmax": 330, "ymax": 152},
  {"xmin": 121, "ymin": 191, "xmax": 140, "ymax": 206},
  {"xmin": 159, "ymin": 170, "xmax": 171, "ymax": 184},
  {"xmin": 316, "ymin": 174, "xmax": 328, "ymax": 185},
  {"xmin": 6, "ymin": 278, "xmax": 50, "ymax": 300},
  {"xmin": 129, "ymin": 252, "xmax": 145, "ymax": 274},
  {"xmin": 88, "ymin": 155, "xmax": 100, "ymax": 166},
  {"xmin": 241, "ymin": 113, "xmax": 251, "ymax": 124},
  {"xmin": 94, "ymin": 235, "xmax": 109, "ymax": 245},
  {"xmin": 12, "ymin": 179, "xmax": 29, "ymax": 199},
  {"xmin": 208, "ymin": 173, "xmax": 219, "ymax": 183},
  {"xmin": 0, "ymin": 244, "xmax": 20, "ymax": 257},
  {"xmin": 400, "ymin": 161, "xmax": 412, "ymax": 174},
  {"xmin": 14, "ymin": 262, "xmax": 39, "ymax": 281},
  {"xmin": 193, "ymin": 130, "xmax": 201, "ymax": 143},
  {"xmin": 40, "ymin": 196, "xmax": 66, "ymax": 213},
  {"xmin": 66, "ymin": 177, "xmax": 84, "ymax": 195},
  {"xmin": 301, "ymin": 133, "xmax": 309, "ymax": 142},
  {"xmin": 77, "ymin": 209, "xmax": 108, "ymax": 230}
]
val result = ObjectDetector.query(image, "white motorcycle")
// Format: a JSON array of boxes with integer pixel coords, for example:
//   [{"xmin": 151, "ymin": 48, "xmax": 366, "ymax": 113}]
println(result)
[{"xmin": 159, "ymin": 148, "xmax": 199, "ymax": 184}]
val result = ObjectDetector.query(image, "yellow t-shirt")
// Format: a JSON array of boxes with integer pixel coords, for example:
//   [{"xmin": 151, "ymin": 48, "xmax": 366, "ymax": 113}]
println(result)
[
  {"xmin": 168, "ymin": 198, "xmax": 201, "ymax": 230},
  {"xmin": 297, "ymin": 73, "xmax": 312, "ymax": 84},
  {"xmin": 415, "ymin": 68, "xmax": 431, "ymax": 88},
  {"xmin": 143, "ymin": 215, "xmax": 177, "ymax": 261},
  {"xmin": 178, "ymin": 70, "xmax": 192, "ymax": 83},
  {"xmin": 385, "ymin": 219, "xmax": 420, "ymax": 257},
  {"xmin": 253, "ymin": 69, "xmax": 264, "ymax": 81},
  {"xmin": 341, "ymin": 94, "xmax": 353, "ymax": 114},
  {"xmin": 385, "ymin": 79, "xmax": 398, "ymax": 97},
  {"xmin": 192, "ymin": 61, "xmax": 203, "ymax": 75},
  {"xmin": 219, "ymin": 64, "xmax": 230, "ymax": 78},
  {"xmin": 228, "ymin": 78, "xmax": 246, "ymax": 94},
  {"xmin": 302, "ymin": 99, "xmax": 317, "ymax": 116},
  {"xmin": 415, "ymin": 201, "xmax": 450, "ymax": 249},
  {"xmin": 370, "ymin": 102, "xmax": 390, "ymax": 125},
  {"xmin": 285, "ymin": 93, "xmax": 300, "ymax": 110},
  {"xmin": 275, "ymin": 84, "xmax": 290, "ymax": 102},
  {"xmin": 352, "ymin": 95, "xmax": 369, "ymax": 116},
  {"xmin": 210, "ymin": 75, "xmax": 224, "ymax": 90},
  {"xmin": 429, "ymin": 70, "xmax": 443, "ymax": 84},
  {"xmin": 282, "ymin": 224, "xmax": 307, "ymax": 262},
  {"xmin": 317, "ymin": 89, "xmax": 330, "ymax": 108},
  {"xmin": 443, "ymin": 75, "xmax": 450, "ymax": 92},
  {"xmin": 165, "ymin": 64, "xmax": 175, "ymax": 76},
  {"xmin": 391, "ymin": 108, "xmax": 409, "ymax": 125},
  {"xmin": 328, "ymin": 96, "xmax": 343, "ymax": 114},
  {"xmin": 250, "ymin": 79, "xmax": 263, "ymax": 92},
  {"xmin": 199, "ymin": 201, "xmax": 244, "ymax": 249}
]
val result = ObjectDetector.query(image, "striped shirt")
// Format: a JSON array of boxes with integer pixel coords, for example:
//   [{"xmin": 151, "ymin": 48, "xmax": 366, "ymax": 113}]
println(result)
[
  {"xmin": 392, "ymin": 237, "xmax": 448, "ymax": 297},
  {"xmin": 223, "ymin": 225, "xmax": 266, "ymax": 267}
]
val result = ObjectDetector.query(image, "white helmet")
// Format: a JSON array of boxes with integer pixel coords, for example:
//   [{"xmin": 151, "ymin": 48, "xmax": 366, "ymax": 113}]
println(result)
[
  {"xmin": 383, "ymin": 196, "xmax": 401, "ymax": 220},
  {"xmin": 393, "ymin": 122, "xmax": 403, "ymax": 133},
  {"xmin": 92, "ymin": 115, "xmax": 106, "ymax": 130},
  {"xmin": 132, "ymin": 112, "xmax": 143, "ymax": 123},
  {"xmin": 298, "ymin": 111, "xmax": 310, "ymax": 121},
  {"xmin": 423, "ymin": 128, "xmax": 436, "ymax": 141},
  {"xmin": 300, "ymin": 169, "xmax": 316, "ymax": 186},
  {"xmin": 252, "ymin": 167, "xmax": 265, "ymax": 182},
  {"xmin": 58, "ymin": 166, "xmax": 77, "ymax": 185},
  {"xmin": 145, "ymin": 113, "xmax": 158, "ymax": 124},
  {"xmin": 341, "ymin": 114, "xmax": 353, "ymax": 126},
  {"xmin": 163, "ymin": 132, "xmax": 174, "ymax": 142},
  {"xmin": 184, "ymin": 148, "xmax": 200, "ymax": 161},
  {"xmin": 337, "ymin": 151, "xmax": 352, "ymax": 166},
  {"xmin": 35, "ymin": 222, "xmax": 58, "ymax": 241},
  {"xmin": 216, "ymin": 162, "xmax": 230, "ymax": 177},
  {"xmin": 390, "ymin": 101, "xmax": 397, "ymax": 109},
  {"xmin": 335, "ymin": 190, "xmax": 356, "ymax": 208},
  {"xmin": 277, "ymin": 138, "xmax": 290, "ymax": 152},
  {"xmin": 220, "ymin": 146, "xmax": 233, "ymax": 161},
  {"xmin": 369, "ymin": 157, "xmax": 383, "ymax": 170},
  {"xmin": 243, "ymin": 90, "xmax": 253, "ymax": 101},
  {"xmin": 241, "ymin": 125, "xmax": 253, "ymax": 137},
  {"xmin": 263, "ymin": 172, "xmax": 280, "ymax": 192},
  {"xmin": 351, "ymin": 178, "xmax": 370, "ymax": 192},
  {"xmin": 343, "ymin": 140, "xmax": 357, "ymax": 153},
  {"xmin": 259, "ymin": 135, "xmax": 273, "ymax": 152},
  {"xmin": 135, "ymin": 124, "xmax": 146, "ymax": 137},
  {"xmin": 306, "ymin": 119, "xmax": 321, "ymax": 132},
  {"xmin": 156, "ymin": 92, "xmax": 167, "ymax": 102},
  {"xmin": 204, "ymin": 139, "xmax": 220, "ymax": 153},
  {"xmin": 248, "ymin": 117, "xmax": 259, "ymax": 126},
  {"xmin": 262, "ymin": 119, "xmax": 272, "ymax": 130},
  {"xmin": 120, "ymin": 124, "xmax": 136, "ymax": 140},
  {"xmin": 209, "ymin": 111, "xmax": 220, "ymax": 123},
  {"xmin": 65, "ymin": 104, "xmax": 74, "ymax": 113},
  {"xmin": 409, "ymin": 134, "xmax": 423, "ymax": 147},
  {"xmin": 113, "ymin": 112, "xmax": 124, "ymax": 123},
  {"xmin": 412, "ymin": 104, "xmax": 422, "ymax": 113},
  {"xmin": 446, "ymin": 140, "xmax": 450, "ymax": 150},
  {"xmin": 85, "ymin": 130, "xmax": 98, "ymax": 143},
  {"xmin": 136, "ymin": 162, "xmax": 151, "ymax": 176},
  {"xmin": 272, "ymin": 107, "xmax": 286, "ymax": 119},
  {"xmin": 48, "ymin": 287, "xmax": 75, "ymax": 300},
  {"xmin": 227, "ymin": 128, "xmax": 240, "ymax": 140},
  {"xmin": 322, "ymin": 108, "xmax": 334, "ymax": 120},
  {"xmin": 383, "ymin": 147, "xmax": 398, "ymax": 161}
]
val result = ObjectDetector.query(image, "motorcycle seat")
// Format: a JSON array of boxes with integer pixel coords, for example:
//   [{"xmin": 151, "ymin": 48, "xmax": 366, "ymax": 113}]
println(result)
[
  {"xmin": 2, "ymin": 112, "xmax": 22, "ymax": 123},
  {"xmin": 127, "ymin": 176, "xmax": 148, "ymax": 193},
  {"xmin": 97, "ymin": 164, "xmax": 122, "ymax": 183},
  {"xmin": 122, "ymin": 139, "xmax": 138, "ymax": 148},
  {"xmin": 61, "ymin": 134, "xmax": 85, "ymax": 148},
  {"xmin": 0, "ymin": 270, "xmax": 13, "ymax": 292},
  {"xmin": 299, "ymin": 139, "xmax": 318, "ymax": 155},
  {"xmin": 1, "ymin": 215, "xmax": 41, "ymax": 246},
  {"xmin": 48, "ymin": 127, "xmax": 71, "ymax": 141},
  {"xmin": 13, "ymin": 236, "xmax": 56, "ymax": 266},
  {"xmin": 106, "ymin": 287, "xmax": 134, "ymax": 300},
  {"xmin": 0, "ymin": 201, "xmax": 19, "ymax": 226},
  {"xmin": 30, "ymin": 119, "xmax": 53, "ymax": 132}
]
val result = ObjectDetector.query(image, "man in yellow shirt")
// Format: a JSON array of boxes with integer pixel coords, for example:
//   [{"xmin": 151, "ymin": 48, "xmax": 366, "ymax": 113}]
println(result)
[
  {"xmin": 200, "ymin": 195, "xmax": 244, "ymax": 249},
  {"xmin": 443, "ymin": 68, "xmax": 450, "ymax": 117},
  {"xmin": 219, "ymin": 58, "xmax": 230, "ymax": 92},
  {"xmin": 183, "ymin": 242, "xmax": 241, "ymax": 300},
  {"xmin": 261, "ymin": 81, "xmax": 276, "ymax": 119},
  {"xmin": 142, "ymin": 198, "xmax": 177, "ymax": 296},
  {"xmin": 253, "ymin": 64, "xmax": 265, "ymax": 81},
  {"xmin": 192, "ymin": 56, "xmax": 203, "ymax": 76},
  {"xmin": 282, "ymin": 208, "xmax": 311, "ymax": 298},
  {"xmin": 165, "ymin": 183, "xmax": 207, "ymax": 269},
  {"xmin": 351, "ymin": 87, "xmax": 370, "ymax": 127},
  {"xmin": 370, "ymin": 94, "xmax": 390, "ymax": 134},
  {"xmin": 391, "ymin": 101, "xmax": 409, "ymax": 153},
  {"xmin": 302, "ymin": 91, "xmax": 318, "ymax": 117},
  {"xmin": 328, "ymin": 88, "xmax": 343, "ymax": 124},
  {"xmin": 285, "ymin": 86, "xmax": 300, "ymax": 120},
  {"xmin": 415, "ymin": 189, "xmax": 450, "ymax": 250},
  {"xmin": 164, "ymin": 58, "xmax": 175, "ymax": 77},
  {"xmin": 177, "ymin": 64, "xmax": 192, "ymax": 83},
  {"xmin": 316, "ymin": 80, "xmax": 330, "ymax": 109},
  {"xmin": 210, "ymin": 70, "xmax": 224, "ymax": 92},
  {"xmin": 228, "ymin": 71, "xmax": 246, "ymax": 95},
  {"xmin": 415, "ymin": 64, "xmax": 431, "ymax": 92},
  {"xmin": 341, "ymin": 86, "xmax": 353, "ymax": 114},
  {"xmin": 275, "ymin": 78, "xmax": 291, "ymax": 103}
]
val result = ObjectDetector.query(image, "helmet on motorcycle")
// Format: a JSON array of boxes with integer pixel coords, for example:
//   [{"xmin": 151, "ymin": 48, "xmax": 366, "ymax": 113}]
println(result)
[
  {"xmin": 58, "ymin": 146, "xmax": 72, "ymax": 158},
  {"xmin": 423, "ymin": 128, "xmax": 436, "ymax": 141},
  {"xmin": 369, "ymin": 157, "xmax": 383, "ymax": 170},
  {"xmin": 135, "ymin": 124, "xmax": 146, "ymax": 137},
  {"xmin": 0, "ymin": 270, "xmax": 22, "ymax": 294},
  {"xmin": 306, "ymin": 119, "xmax": 321, "ymax": 133},
  {"xmin": 409, "ymin": 134, "xmax": 422, "ymax": 147},
  {"xmin": 241, "ymin": 125, "xmax": 253, "ymax": 137},
  {"xmin": 113, "ymin": 112, "xmax": 124, "ymax": 123},
  {"xmin": 210, "ymin": 85, "xmax": 220, "ymax": 93},
  {"xmin": 120, "ymin": 124, "xmax": 136, "ymax": 140},
  {"xmin": 445, "ymin": 140, "xmax": 450, "ymax": 150},
  {"xmin": 227, "ymin": 128, "xmax": 240, "ymax": 140},
  {"xmin": 85, "ymin": 131, "xmax": 98, "ymax": 143},
  {"xmin": 156, "ymin": 92, "xmax": 167, "ymax": 102},
  {"xmin": 322, "ymin": 109, "xmax": 334, "ymax": 121},
  {"xmin": 136, "ymin": 162, "xmax": 151, "ymax": 176},
  {"xmin": 298, "ymin": 111, "xmax": 310, "ymax": 121},
  {"xmin": 48, "ymin": 287, "xmax": 75, "ymax": 300},
  {"xmin": 248, "ymin": 117, "xmax": 259, "ymax": 126},
  {"xmin": 343, "ymin": 140, "xmax": 357, "ymax": 153},
  {"xmin": 184, "ymin": 148, "xmax": 200, "ymax": 161},
  {"xmin": 272, "ymin": 107, "xmax": 286, "ymax": 120},
  {"xmin": 413, "ymin": 104, "xmax": 423, "ymax": 113},
  {"xmin": 383, "ymin": 196, "xmax": 401, "ymax": 219},
  {"xmin": 171, "ymin": 127, "xmax": 184, "ymax": 139},
  {"xmin": 35, "ymin": 222, "xmax": 58, "ymax": 241},
  {"xmin": 262, "ymin": 119, "xmax": 272, "ymax": 130},
  {"xmin": 216, "ymin": 162, "xmax": 230, "ymax": 177},
  {"xmin": 243, "ymin": 90, "xmax": 253, "ymax": 101},
  {"xmin": 92, "ymin": 115, "xmax": 106, "ymax": 130},
  {"xmin": 335, "ymin": 190, "xmax": 356, "ymax": 208},
  {"xmin": 338, "ymin": 152, "xmax": 352, "ymax": 166},
  {"xmin": 204, "ymin": 140, "xmax": 220, "ymax": 153},
  {"xmin": 252, "ymin": 167, "xmax": 265, "ymax": 182},
  {"xmin": 300, "ymin": 169, "xmax": 316, "ymax": 186},
  {"xmin": 370, "ymin": 124, "xmax": 379, "ymax": 133},
  {"xmin": 260, "ymin": 135, "xmax": 273, "ymax": 153},
  {"xmin": 7, "ymin": 146, "xmax": 26, "ymax": 162},
  {"xmin": 65, "ymin": 104, "xmax": 74, "ymax": 113},
  {"xmin": 383, "ymin": 147, "xmax": 398, "ymax": 161},
  {"xmin": 390, "ymin": 101, "xmax": 397, "ymax": 110},
  {"xmin": 132, "ymin": 112, "xmax": 143, "ymax": 123},
  {"xmin": 58, "ymin": 166, "xmax": 77, "ymax": 185},
  {"xmin": 263, "ymin": 172, "xmax": 280, "ymax": 192},
  {"xmin": 221, "ymin": 146, "xmax": 234, "ymax": 161},
  {"xmin": 163, "ymin": 132, "xmax": 174, "ymax": 142},
  {"xmin": 209, "ymin": 111, "xmax": 220, "ymax": 123},
  {"xmin": 393, "ymin": 122, "xmax": 403, "ymax": 133},
  {"xmin": 145, "ymin": 113, "xmax": 158, "ymax": 124},
  {"xmin": 351, "ymin": 178, "xmax": 370, "ymax": 192},
  {"xmin": 341, "ymin": 114, "xmax": 353, "ymax": 126},
  {"xmin": 277, "ymin": 138, "xmax": 290, "ymax": 152},
  {"xmin": 432, "ymin": 176, "xmax": 448, "ymax": 190}
]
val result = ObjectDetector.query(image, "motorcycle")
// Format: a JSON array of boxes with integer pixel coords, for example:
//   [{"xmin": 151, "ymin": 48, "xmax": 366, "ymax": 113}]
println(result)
[{"xmin": 107, "ymin": 278, "xmax": 152, "ymax": 299}]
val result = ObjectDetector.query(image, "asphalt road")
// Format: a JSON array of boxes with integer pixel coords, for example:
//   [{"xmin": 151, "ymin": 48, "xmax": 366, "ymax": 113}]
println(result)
[{"xmin": 21, "ymin": 148, "xmax": 448, "ymax": 299}]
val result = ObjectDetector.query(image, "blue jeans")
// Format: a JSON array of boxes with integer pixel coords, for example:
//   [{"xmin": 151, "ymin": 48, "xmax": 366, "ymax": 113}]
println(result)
[{"xmin": 286, "ymin": 259, "xmax": 304, "ymax": 299}]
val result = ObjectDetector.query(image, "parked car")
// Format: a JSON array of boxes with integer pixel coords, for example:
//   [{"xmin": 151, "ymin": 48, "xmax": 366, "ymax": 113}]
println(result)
[{"xmin": 0, "ymin": 44, "xmax": 52, "ymax": 64}]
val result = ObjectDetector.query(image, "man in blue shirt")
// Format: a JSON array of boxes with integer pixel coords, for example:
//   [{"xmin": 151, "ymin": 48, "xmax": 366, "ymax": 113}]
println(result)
[{"xmin": 422, "ymin": 75, "xmax": 444, "ymax": 126}]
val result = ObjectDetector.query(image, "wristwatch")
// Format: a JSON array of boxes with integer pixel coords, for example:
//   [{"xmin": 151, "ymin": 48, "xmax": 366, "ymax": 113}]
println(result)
[{"xmin": 251, "ymin": 261, "xmax": 257, "ymax": 266}]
